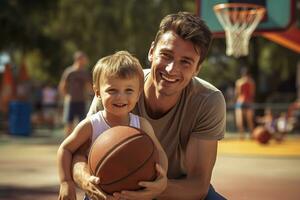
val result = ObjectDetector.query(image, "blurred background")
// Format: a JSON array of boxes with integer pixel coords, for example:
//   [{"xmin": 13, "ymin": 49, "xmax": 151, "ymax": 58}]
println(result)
[
  {"xmin": 0, "ymin": 0, "xmax": 300, "ymax": 200},
  {"xmin": 0, "ymin": 0, "xmax": 299, "ymax": 132}
]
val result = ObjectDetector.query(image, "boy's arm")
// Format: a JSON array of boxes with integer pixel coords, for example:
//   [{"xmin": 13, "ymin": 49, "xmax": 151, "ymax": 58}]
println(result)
[
  {"xmin": 57, "ymin": 119, "xmax": 92, "ymax": 184},
  {"xmin": 58, "ymin": 70, "xmax": 67, "ymax": 97}
]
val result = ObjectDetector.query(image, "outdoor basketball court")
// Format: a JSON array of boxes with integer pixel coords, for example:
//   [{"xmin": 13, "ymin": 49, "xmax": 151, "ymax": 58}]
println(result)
[
  {"xmin": 196, "ymin": 0, "xmax": 300, "ymax": 199},
  {"xmin": 0, "ymin": 131, "xmax": 300, "ymax": 200},
  {"xmin": 197, "ymin": 0, "xmax": 299, "ymax": 56},
  {"xmin": 0, "ymin": 1, "xmax": 299, "ymax": 200}
]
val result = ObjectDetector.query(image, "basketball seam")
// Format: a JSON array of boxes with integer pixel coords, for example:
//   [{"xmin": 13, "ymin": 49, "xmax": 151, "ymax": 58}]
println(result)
[
  {"xmin": 98, "ymin": 135, "xmax": 155, "ymax": 186},
  {"xmin": 90, "ymin": 133, "xmax": 143, "ymax": 176},
  {"xmin": 88, "ymin": 127, "xmax": 143, "ymax": 175}
]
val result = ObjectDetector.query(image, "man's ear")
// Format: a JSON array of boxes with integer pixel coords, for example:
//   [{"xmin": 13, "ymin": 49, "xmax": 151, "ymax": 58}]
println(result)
[
  {"xmin": 148, "ymin": 42, "xmax": 155, "ymax": 63},
  {"xmin": 93, "ymin": 84, "xmax": 100, "ymax": 97},
  {"xmin": 194, "ymin": 64, "xmax": 202, "ymax": 76}
]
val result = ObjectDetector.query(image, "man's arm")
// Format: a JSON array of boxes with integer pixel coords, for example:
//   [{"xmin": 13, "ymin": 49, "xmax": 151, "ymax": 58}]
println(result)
[
  {"xmin": 72, "ymin": 142, "xmax": 107, "ymax": 200},
  {"xmin": 87, "ymin": 95, "xmax": 101, "ymax": 117},
  {"xmin": 235, "ymin": 80, "xmax": 240, "ymax": 99},
  {"xmin": 58, "ymin": 70, "xmax": 67, "ymax": 97},
  {"xmin": 158, "ymin": 137, "xmax": 217, "ymax": 200}
]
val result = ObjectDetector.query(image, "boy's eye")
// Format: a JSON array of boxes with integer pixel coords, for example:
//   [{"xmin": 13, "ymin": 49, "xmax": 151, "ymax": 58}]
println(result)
[
  {"xmin": 125, "ymin": 88, "xmax": 134, "ymax": 94},
  {"xmin": 106, "ymin": 89, "xmax": 117, "ymax": 94}
]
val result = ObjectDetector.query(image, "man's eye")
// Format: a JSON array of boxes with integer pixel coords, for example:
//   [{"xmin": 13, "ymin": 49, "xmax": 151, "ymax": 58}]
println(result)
[
  {"xmin": 160, "ymin": 52, "xmax": 171, "ymax": 59},
  {"xmin": 181, "ymin": 60, "xmax": 192, "ymax": 67}
]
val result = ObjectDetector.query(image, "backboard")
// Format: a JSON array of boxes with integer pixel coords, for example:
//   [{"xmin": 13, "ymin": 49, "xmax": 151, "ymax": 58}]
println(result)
[{"xmin": 197, "ymin": 0, "xmax": 296, "ymax": 37}]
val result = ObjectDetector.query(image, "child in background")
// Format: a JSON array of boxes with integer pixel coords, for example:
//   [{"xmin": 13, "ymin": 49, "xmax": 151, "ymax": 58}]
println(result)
[
  {"xmin": 57, "ymin": 51, "xmax": 168, "ymax": 200},
  {"xmin": 42, "ymin": 82, "xmax": 58, "ymax": 128}
]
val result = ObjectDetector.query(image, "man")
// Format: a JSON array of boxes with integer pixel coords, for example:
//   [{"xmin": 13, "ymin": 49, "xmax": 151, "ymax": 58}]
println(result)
[
  {"xmin": 58, "ymin": 51, "xmax": 92, "ymax": 136},
  {"xmin": 72, "ymin": 12, "xmax": 226, "ymax": 200},
  {"xmin": 235, "ymin": 68, "xmax": 256, "ymax": 139}
]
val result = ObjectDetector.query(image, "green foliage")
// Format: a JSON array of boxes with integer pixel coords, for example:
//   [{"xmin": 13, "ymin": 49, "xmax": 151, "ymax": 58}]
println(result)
[
  {"xmin": 0, "ymin": 0, "xmax": 298, "ymax": 103},
  {"xmin": 199, "ymin": 38, "xmax": 241, "ymax": 88},
  {"xmin": 259, "ymin": 37, "xmax": 298, "ymax": 80},
  {"xmin": 0, "ymin": 0, "xmax": 194, "ymax": 83}
]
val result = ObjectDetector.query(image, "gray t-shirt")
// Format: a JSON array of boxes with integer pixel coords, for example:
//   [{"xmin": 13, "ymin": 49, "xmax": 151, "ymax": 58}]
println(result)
[
  {"xmin": 88, "ymin": 70, "xmax": 226, "ymax": 179},
  {"xmin": 61, "ymin": 66, "xmax": 92, "ymax": 102}
]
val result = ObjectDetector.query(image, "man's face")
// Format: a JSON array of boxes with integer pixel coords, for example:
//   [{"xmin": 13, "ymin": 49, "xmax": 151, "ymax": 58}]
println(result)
[
  {"xmin": 148, "ymin": 31, "xmax": 201, "ymax": 98},
  {"xmin": 78, "ymin": 55, "xmax": 88, "ymax": 67}
]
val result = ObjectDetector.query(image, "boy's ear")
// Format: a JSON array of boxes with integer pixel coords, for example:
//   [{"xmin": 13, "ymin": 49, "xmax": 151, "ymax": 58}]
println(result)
[{"xmin": 93, "ymin": 84, "xmax": 100, "ymax": 97}]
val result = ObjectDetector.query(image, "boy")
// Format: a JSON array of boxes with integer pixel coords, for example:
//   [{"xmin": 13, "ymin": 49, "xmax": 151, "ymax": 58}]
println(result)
[{"xmin": 57, "ymin": 51, "xmax": 168, "ymax": 200}]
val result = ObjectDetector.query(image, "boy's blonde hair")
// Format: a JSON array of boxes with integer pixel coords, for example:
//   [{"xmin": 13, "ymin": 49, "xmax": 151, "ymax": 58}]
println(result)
[{"xmin": 92, "ymin": 51, "xmax": 144, "ymax": 92}]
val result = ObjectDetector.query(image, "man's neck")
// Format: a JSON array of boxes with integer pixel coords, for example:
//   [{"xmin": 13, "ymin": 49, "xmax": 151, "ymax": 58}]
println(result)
[
  {"xmin": 144, "ymin": 78, "xmax": 181, "ymax": 119},
  {"xmin": 73, "ymin": 62, "xmax": 83, "ymax": 70}
]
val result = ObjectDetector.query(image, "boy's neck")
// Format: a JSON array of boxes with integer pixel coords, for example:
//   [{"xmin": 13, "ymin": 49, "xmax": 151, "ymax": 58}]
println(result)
[{"xmin": 102, "ymin": 111, "xmax": 130, "ymax": 127}]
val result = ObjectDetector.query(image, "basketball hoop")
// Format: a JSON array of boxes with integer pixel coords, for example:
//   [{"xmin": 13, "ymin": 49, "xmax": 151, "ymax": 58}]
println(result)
[{"xmin": 214, "ymin": 3, "xmax": 266, "ymax": 57}]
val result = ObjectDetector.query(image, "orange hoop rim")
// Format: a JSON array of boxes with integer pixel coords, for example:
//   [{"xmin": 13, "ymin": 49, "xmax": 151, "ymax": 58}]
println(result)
[{"xmin": 214, "ymin": 3, "xmax": 266, "ymax": 14}]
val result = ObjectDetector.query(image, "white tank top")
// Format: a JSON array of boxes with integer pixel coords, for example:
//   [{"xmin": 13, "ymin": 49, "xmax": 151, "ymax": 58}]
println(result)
[{"xmin": 89, "ymin": 111, "xmax": 140, "ymax": 143}]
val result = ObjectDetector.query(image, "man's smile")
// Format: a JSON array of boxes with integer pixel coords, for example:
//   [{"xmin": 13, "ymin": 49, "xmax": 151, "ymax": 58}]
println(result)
[{"xmin": 161, "ymin": 73, "xmax": 179, "ymax": 83}]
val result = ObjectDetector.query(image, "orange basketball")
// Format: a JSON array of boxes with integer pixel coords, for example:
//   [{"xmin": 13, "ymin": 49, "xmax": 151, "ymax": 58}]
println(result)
[
  {"xmin": 252, "ymin": 126, "xmax": 272, "ymax": 144},
  {"xmin": 88, "ymin": 126, "xmax": 158, "ymax": 194}
]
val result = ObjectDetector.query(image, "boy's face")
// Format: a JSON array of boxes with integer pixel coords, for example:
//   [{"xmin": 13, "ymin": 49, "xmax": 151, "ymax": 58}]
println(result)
[
  {"xmin": 97, "ymin": 76, "xmax": 140, "ymax": 117},
  {"xmin": 148, "ymin": 31, "xmax": 200, "ymax": 98}
]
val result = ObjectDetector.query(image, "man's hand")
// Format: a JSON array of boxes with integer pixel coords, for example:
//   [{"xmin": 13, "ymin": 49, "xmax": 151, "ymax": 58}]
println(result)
[
  {"xmin": 113, "ymin": 164, "xmax": 167, "ymax": 200},
  {"xmin": 72, "ymin": 153, "xmax": 108, "ymax": 200},
  {"xmin": 87, "ymin": 176, "xmax": 120, "ymax": 200},
  {"xmin": 81, "ymin": 176, "xmax": 105, "ymax": 200}
]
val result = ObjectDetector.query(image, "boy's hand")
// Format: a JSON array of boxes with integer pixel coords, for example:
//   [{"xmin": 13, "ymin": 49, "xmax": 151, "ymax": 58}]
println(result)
[
  {"xmin": 58, "ymin": 180, "xmax": 77, "ymax": 200},
  {"xmin": 113, "ymin": 164, "xmax": 167, "ymax": 200}
]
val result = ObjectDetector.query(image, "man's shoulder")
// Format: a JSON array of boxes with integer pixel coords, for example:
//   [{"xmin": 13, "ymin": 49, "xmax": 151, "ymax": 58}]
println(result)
[
  {"xmin": 62, "ymin": 66, "xmax": 74, "ymax": 75},
  {"xmin": 143, "ymin": 68, "xmax": 151, "ymax": 79},
  {"xmin": 66, "ymin": 67, "xmax": 90, "ymax": 77},
  {"xmin": 189, "ymin": 76, "xmax": 221, "ymax": 95},
  {"xmin": 182, "ymin": 77, "xmax": 225, "ymax": 111}
]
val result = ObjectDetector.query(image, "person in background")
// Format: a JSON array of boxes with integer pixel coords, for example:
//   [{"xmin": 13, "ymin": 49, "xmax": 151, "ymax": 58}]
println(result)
[
  {"xmin": 58, "ymin": 51, "xmax": 92, "ymax": 136},
  {"xmin": 235, "ymin": 67, "xmax": 256, "ymax": 139},
  {"xmin": 72, "ymin": 12, "xmax": 226, "ymax": 200},
  {"xmin": 42, "ymin": 82, "xmax": 58, "ymax": 128}
]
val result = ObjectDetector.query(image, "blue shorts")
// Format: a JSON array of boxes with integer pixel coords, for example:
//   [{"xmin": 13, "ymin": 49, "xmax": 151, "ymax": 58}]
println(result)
[
  {"xmin": 235, "ymin": 102, "xmax": 252, "ymax": 109},
  {"xmin": 83, "ymin": 185, "xmax": 226, "ymax": 200},
  {"xmin": 206, "ymin": 185, "xmax": 227, "ymax": 200},
  {"xmin": 63, "ymin": 101, "xmax": 86, "ymax": 123}
]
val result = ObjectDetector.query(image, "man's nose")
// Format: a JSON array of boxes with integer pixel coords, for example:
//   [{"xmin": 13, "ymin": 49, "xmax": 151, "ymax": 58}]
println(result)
[{"xmin": 165, "ymin": 61, "xmax": 178, "ymax": 74}]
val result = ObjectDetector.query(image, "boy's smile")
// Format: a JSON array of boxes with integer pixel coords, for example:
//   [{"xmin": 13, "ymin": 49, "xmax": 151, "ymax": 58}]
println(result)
[{"xmin": 98, "ymin": 76, "xmax": 141, "ymax": 125}]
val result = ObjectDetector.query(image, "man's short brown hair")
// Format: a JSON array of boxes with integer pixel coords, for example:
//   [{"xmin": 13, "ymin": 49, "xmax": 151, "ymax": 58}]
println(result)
[{"xmin": 153, "ymin": 12, "xmax": 212, "ymax": 68}]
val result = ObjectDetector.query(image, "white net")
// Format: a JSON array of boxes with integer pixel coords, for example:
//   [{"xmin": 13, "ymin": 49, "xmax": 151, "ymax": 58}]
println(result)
[{"xmin": 214, "ymin": 4, "xmax": 265, "ymax": 57}]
